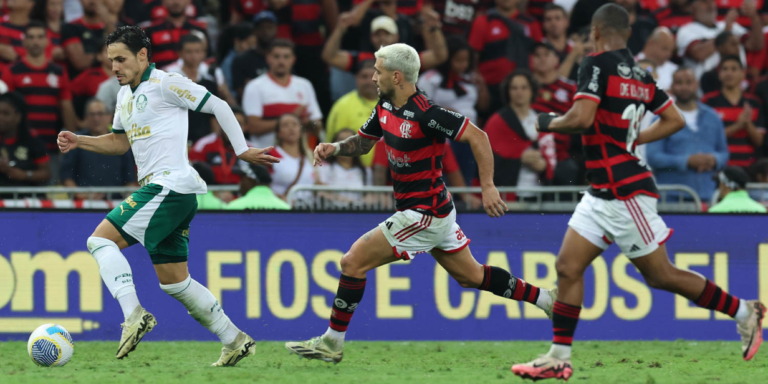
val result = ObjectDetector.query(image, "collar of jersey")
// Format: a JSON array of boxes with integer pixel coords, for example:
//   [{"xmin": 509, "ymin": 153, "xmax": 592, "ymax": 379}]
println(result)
[{"xmin": 131, "ymin": 63, "xmax": 156, "ymax": 92}]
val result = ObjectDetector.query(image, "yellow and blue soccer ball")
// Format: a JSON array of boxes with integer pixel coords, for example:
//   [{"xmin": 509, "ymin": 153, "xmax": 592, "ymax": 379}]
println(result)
[{"xmin": 27, "ymin": 323, "xmax": 74, "ymax": 367}]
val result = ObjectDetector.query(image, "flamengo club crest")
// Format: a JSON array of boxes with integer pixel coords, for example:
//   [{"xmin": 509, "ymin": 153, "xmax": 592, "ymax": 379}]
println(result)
[{"xmin": 400, "ymin": 121, "xmax": 412, "ymax": 138}]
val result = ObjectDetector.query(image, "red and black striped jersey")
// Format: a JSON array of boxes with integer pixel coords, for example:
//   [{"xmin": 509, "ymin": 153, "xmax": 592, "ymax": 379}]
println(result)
[
  {"xmin": 274, "ymin": 0, "xmax": 324, "ymax": 47},
  {"xmin": 0, "ymin": 21, "xmax": 26, "ymax": 63},
  {"xmin": 353, "ymin": 0, "xmax": 424, "ymax": 16},
  {"xmin": 714, "ymin": 0, "xmax": 768, "ymax": 27},
  {"xmin": 533, "ymin": 77, "xmax": 576, "ymax": 115},
  {"xmin": 468, "ymin": 10, "xmax": 535, "ymax": 85},
  {"xmin": 702, "ymin": 90, "xmax": 765, "ymax": 168},
  {"xmin": 0, "ymin": 59, "xmax": 71, "ymax": 152},
  {"xmin": 45, "ymin": 27, "xmax": 62, "ymax": 62},
  {"xmin": 652, "ymin": 6, "xmax": 693, "ymax": 34},
  {"xmin": 574, "ymin": 49, "xmax": 673, "ymax": 200},
  {"xmin": 61, "ymin": 18, "xmax": 104, "ymax": 54},
  {"xmin": 533, "ymin": 77, "xmax": 577, "ymax": 162},
  {"xmin": 426, "ymin": 0, "xmax": 493, "ymax": 37},
  {"xmin": 0, "ymin": 134, "xmax": 49, "ymax": 187},
  {"xmin": 359, "ymin": 90, "xmax": 470, "ymax": 217},
  {"xmin": 143, "ymin": 19, "xmax": 209, "ymax": 68},
  {"xmin": 526, "ymin": 0, "xmax": 553, "ymax": 21}
]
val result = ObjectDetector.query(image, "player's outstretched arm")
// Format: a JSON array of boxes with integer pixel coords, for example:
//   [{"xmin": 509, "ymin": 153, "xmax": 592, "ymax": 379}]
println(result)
[
  {"xmin": 204, "ymin": 95, "xmax": 281, "ymax": 166},
  {"xmin": 458, "ymin": 122, "xmax": 508, "ymax": 218},
  {"xmin": 537, "ymin": 99, "xmax": 599, "ymax": 134},
  {"xmin": 58, "ymin": 131, "xmax": 131, "ymax": 155},
  {"xmin": 314, "ymin": 134, "xmax": 376, "ymax": 166},
  {"xmin": 636, "ymin": 103, "xmax": 685, "ymax": 145}
]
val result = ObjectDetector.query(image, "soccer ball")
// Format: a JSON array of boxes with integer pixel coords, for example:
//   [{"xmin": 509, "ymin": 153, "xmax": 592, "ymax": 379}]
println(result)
[{"xmin": 27, "ymin": 323, "xmax": 74, "ymax": 367}]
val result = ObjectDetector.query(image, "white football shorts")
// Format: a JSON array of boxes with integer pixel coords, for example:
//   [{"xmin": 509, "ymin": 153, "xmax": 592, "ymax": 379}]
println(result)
[
  {"xmin": 379, "ymin": 208, "xmax": 470, "ymax": 260},
  {"xmin": 568, "ymin": 193, "xmax": 673, "ymax": 258}
]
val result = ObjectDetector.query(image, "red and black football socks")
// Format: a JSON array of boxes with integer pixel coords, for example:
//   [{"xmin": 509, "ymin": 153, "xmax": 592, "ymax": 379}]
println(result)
[
  {"xmin": 548, "ymin": 301, "xmax": 582, "ymax": 359},
  {"xmin": 325, "ymin": 274, "xmax": 367, "ymax": 344},
  {"xmin": 479, "ymin": 265, "xmax": 544, "ymax": 306},
  {"xmin": 695, "ymin": 279, "xmax": 746, "ymax": 320}
]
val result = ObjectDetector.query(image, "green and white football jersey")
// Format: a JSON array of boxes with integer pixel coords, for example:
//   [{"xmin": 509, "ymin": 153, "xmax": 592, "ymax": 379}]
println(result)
[{"xmin": 112, "ymin": 63, "xmax": 212, "ymax": 195}]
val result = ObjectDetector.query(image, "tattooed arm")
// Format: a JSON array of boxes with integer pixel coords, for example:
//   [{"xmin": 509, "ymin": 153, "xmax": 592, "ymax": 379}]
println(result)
[{"xmin": 313, "ymin": 134, "xmax": 378, "ymax": 166}]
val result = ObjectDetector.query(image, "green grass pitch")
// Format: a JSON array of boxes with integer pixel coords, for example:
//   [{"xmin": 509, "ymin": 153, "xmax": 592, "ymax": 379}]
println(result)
[{"xmin": 1, "ymin": 341, "xmax": 767, "ymax": 383}]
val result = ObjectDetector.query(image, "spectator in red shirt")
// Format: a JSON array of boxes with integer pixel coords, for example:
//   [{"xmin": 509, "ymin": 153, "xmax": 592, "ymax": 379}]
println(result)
[
  {"xmin": 143, "ymin": 0, "xmax": 209, "ymax": 68},
  {"xmin": 0, "ymin": 92, "xmax": 51, "ymax": 188},
  {"xmin": 0, "ymin": 0, "xmax": 32, "ymax": 64},
  {"xmin": 31, "ymin": 0, "xmax": 66, "ymax": 64},
  {"xmin": 485, "ymin": 70, "xmax": 556, "ymax": 200},
  {"xmin": 62, "ymin": 0, "xmax": 117, "ymax": 76},
  {"xmin": 653, "ymin": 0, "xmax": 693, "ymax": 34},
  {"xmin": 71, "ymin": 42, "xmax": 110, "ymax": 118},
  {"xmin": 703, "ymin": 55, "xmax": 766, "ymax": 168},
  {"xmin": 323, "ymin": 11, "xmax": 448, "ymax": 74},
  {"xmin": 423, "ymin": 0, "xmax": 493, "ymax": 37},
  {"xmin": 529, "ymin": 42, "xmax": 583, "ymax": 188},
  {"xmin": 2, "ymin": 21, "xmax": 78, "ymax": 162},
  {"xmin": 190, "ymin": 106, "xmax": 252, "ymax": 185},
  {"xmin": 468, "ymin": 0, "xmax": 538, "ymax": 115}
]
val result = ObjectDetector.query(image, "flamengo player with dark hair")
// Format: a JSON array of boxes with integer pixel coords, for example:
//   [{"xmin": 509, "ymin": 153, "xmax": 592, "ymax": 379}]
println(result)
[
  {"xmin": 512, "ymin": 4, "xmax": 766, "ymax": 382},
  {"xmin": 285, "ymin": 43, "xmax": 557, "ymax": 363}
]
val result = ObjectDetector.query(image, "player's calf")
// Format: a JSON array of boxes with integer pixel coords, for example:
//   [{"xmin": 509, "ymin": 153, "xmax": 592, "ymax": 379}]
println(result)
[
  {"xmin": 159, "ymin": 274, "xmax": 248, "ymax": 362},
  {"xmin": 476, "ymin": 265, "xmax": 554, "ymax": 315}
]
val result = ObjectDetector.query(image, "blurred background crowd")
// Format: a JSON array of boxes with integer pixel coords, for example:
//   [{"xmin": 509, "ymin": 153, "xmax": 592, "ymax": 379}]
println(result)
[{"xmin": 0, "ymin": 0, "xmax": 767, "ymax": 211}]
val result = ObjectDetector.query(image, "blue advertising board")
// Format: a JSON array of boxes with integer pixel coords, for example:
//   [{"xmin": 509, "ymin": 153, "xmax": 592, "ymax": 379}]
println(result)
[{"xmin": 0, "ymin": 211, "xmax": 766, "ymax": 342}]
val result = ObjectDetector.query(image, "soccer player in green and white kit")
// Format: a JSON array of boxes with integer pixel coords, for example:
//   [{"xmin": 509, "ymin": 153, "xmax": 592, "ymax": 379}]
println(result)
[{"xmin": 56, "ymin": 26, "xmax": 279, "ymax": 366}]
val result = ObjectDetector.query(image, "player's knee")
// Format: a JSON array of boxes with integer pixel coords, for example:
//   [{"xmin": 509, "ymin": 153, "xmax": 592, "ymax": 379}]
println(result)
[
  {"xmin": 340, "ymin": 251, "xmax": 366, "ymax": 278},
  {"xmin": 86, "ymin": 236, "xmax": 116, "ymax": 255},
  {"xmin": 555, "ymin": 256, "xmax": 581, "ymax": 281},
  {"xmin": 643, "ymin": 271, "xmax": 674, "ymax": 290}
]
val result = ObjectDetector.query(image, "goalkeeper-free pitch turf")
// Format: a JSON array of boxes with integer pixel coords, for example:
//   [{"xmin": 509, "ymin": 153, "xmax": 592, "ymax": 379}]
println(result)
[{"xmin": 0, "ymin": 340, "xmax": 766, "ymax": 384}]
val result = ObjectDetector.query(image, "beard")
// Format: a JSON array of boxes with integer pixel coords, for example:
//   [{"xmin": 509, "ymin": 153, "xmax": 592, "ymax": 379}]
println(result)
[
  {"xmin": 675, "ymin": 94, "xmax": 695, "ymax": 104},
  {"xmin": 377, "ymin": 85, "xmax": 394, "ymax": 100}
]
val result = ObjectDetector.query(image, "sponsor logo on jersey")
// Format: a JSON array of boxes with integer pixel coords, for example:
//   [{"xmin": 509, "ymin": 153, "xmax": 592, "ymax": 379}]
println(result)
[
  {"xmin": 589, "ymin": 66, "xmax": 601, "ymax": 92},
  {"xmin": 126, "ymin": 123, "xmax": 152, "ymax": 144},
  {"xmin": 617, "ymin": 63, "xmax": 632, "ymax": 79},
  {"xmin": 46, "ymin": 73, "xmax": 59, "ymax": 88},
  {"xmin": 440, "ymin": 108, "xmax": 462, "ymax": 118},
  {"xmin": 400, "ymin": 121, "xmax": 412, "ymax": 138},
  {"xmin": 137, "ymin": 94, "xmax": 148, "ymax": 112},
  {"xmin": 619, "ymin": 83, "xmax": 652, "ymax": 102},
  {"xmin": 148, "ymin": 77, "xmax": 161, "ymax": 84},
  {"xmin": 555, "ymin": 89, "xmax": 569, "ymax": 103},
  {"xmin": 632, "ymin": 65, "xmax": 647, "ymax": 80},
  {"xmin": 382, "ymin": 101, "xmax": 392, "ymax": 110},
  {"xmin": 428, "ymin": 119, "xmax": 454, "ymax": 136},
  {"xmin": 13, "ymin": 146, "xmax": 27, "ymax": 161},
  {"xmin": 387, "ymin": 148, "xmax": 411, "ymax": 168},
  {"xmin": 169, "ymin": 85, "xmax": 198, "ymax": 103},
  {"xmin": 445, "ymin": 0, "xmax": 475, "ymax": 21},
  {"xmin": 403, "ymin": 110, "xmax": 414, "ymax": 119},
  {"xmin": 380, "ymin": 115, "xmax": 387, "ymax": 124}
]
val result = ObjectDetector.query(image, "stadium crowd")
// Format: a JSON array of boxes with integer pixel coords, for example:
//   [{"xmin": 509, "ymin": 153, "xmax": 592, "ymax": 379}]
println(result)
[{"xmin": 0, "ymin": 0, "xmax": 767, "ymax": 210}]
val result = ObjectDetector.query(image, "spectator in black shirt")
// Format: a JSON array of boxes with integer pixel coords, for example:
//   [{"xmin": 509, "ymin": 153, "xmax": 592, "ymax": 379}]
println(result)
[
  {"xmin": 61, "ymin": 99, "xmax": 136, "ymax": 199},
  {"xmin": 0, "ymin": 92, "xmax": 51, "ymax": 187},
  {"xmin": 232, "ymin": 11, "xmax": 276, "ymax": 102},
  {"xmin": 613, "ymin": 0, "xmax": 658, "ymax": 55},
  {"xmin": 62, "ymin": 0, "xmax": 113, "ymax": 75},
  {"xmin": 700, "ymin": 31, "xmax": 742, "ymax": 95}
]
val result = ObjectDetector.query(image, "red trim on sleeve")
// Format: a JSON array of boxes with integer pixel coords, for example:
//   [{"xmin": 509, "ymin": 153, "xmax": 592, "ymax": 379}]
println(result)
[
  {"xmin": 454, "ymin": 118, "xmax": 470, "ymax": 141},
  {"xmin": 654, "ymin": 98, "xmax": 673, "ymax": 114},
  {"xmin": 574, "ymin": 93, "xmax": 601, "ymax": 103},
  {"xmin": 358, "ymin": 130, "xmax": 381, "ymax": 140}
]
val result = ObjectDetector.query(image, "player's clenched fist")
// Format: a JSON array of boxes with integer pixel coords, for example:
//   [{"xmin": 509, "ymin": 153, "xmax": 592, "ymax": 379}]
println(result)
[
  {"xmin": 57, "ymin": 131, "xmax": 79, "ymax": 153},
  {"xmin": 238, "ymin": 146, "xmax": 281, "ymax": 166},
  {"xmin": 314, "ymin": 143, "xmax": 336, "ymax": 166}
]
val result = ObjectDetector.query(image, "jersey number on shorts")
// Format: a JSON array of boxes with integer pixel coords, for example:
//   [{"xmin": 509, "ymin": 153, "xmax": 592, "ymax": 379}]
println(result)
[{"xmin": 621, "ymin": 103, "xmax": 647, "ymax": 168}]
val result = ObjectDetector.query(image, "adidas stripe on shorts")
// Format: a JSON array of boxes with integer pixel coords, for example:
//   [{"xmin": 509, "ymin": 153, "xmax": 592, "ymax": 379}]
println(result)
[{"xmin": 568, "ymin": 193, "xmax": 673, "ymax": 258}]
